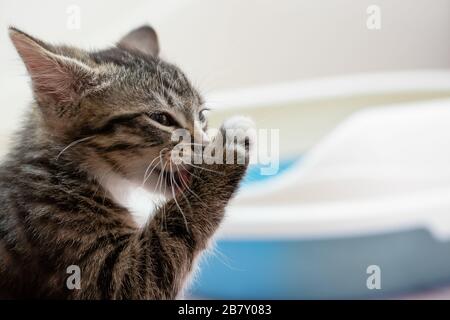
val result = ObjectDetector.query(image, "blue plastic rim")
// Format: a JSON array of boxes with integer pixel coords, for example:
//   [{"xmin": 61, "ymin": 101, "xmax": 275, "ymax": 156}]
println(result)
[
  {"xmin": 190, "ymin": 229, "xmax": 450, "ymax": 299},
  {"xmin": 241, "ymin": 157, "xmax": 300, "ymax": 187}
]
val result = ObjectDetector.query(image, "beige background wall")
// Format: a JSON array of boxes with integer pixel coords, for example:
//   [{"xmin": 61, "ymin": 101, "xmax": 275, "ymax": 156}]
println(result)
[{"xmin": 0, "ymin": 0, "xmax": 449, "ymax": 139}]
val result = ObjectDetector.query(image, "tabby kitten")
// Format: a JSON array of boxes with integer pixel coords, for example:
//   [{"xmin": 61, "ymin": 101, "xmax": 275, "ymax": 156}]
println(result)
[{"xmin": 0, "ymin": 25, "xmax": 253, "ymax": 299}]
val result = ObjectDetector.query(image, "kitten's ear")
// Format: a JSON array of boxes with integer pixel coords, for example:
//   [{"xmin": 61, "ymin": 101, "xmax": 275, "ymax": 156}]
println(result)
[
  {"xmin": 117, "ymin": 25, "xmax": 160, "ymax": 57},
  {"xmin": 9, "ymin": 27, "xmax": 99, "ymax": 106}
]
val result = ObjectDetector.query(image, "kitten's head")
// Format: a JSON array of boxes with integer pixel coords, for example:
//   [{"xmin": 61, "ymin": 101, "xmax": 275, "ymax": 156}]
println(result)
[{"xmin": 9, "ymin": 26, "xmax": 209, "ymax": 194}]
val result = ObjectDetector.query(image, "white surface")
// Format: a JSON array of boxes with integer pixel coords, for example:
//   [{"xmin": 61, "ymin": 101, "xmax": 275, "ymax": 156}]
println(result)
[
  {"xmin": 207, "ymin": 71, "xmax": 450, "ymax": 110},
  {"xmin": 223, "ymin": 98, "xmax": 450, "ymax": 240}
]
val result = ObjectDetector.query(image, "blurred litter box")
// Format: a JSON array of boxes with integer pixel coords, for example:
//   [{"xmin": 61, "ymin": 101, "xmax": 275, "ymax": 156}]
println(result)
[{"xmin": 190, "ymin": 72, "xmax": 450, "ymax": 299}]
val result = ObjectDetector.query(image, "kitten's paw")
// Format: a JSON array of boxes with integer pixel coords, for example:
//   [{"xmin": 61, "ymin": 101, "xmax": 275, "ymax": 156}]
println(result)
[
  {"xmin": 222, "ymin": 116, "xmax": 255, "ymax": 132},
  {"xmin": 220, "ymin": 116, "xmax": 256, "ymax": 151},
  {"xmin": 195, "ymin": 117, "xmax": 255, "ymax": 186}
]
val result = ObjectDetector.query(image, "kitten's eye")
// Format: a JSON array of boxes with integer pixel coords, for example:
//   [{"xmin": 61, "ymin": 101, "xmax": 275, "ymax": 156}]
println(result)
[
  {"xmin": 149, "ymin": 112, "xmax": 177, "ymax": 127},
  {"xmin": 199, "ymin": 109, "xmax": 209, "ymax": 122}
]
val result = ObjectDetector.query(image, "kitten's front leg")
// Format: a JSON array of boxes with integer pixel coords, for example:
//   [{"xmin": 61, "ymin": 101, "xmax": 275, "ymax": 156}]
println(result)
[
  {"xmin": 142, "ymin": 117, "xmax": 254, "ymax": 298},
  {"xmin": 114, "ymin": 117, "xmax": 254, "ymax": 299},
  {"xmin": 175, "ymin": 115, "xmax": 256, "ymax": 239}
]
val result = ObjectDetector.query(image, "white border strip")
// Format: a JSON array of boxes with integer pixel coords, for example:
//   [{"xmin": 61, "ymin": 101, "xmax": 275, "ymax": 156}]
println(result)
[
  {"xmin": 206, "ymin": 70, "xmax": 450, "ymax": 110},
  {"xmin": 220, "ymin": 187, "xmax": 450, "ymax": 241}
]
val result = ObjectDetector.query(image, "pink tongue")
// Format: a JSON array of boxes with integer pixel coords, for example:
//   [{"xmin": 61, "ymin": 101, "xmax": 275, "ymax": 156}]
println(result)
[
  {"xmin": 174, "ymin": 169, "xmax": 190, "ymax": 193},
  {"xmin": 179, "ymin": 170, "xmax": 190, "ymax": 187},
  {"xmin": 180, "ymin": 170, "xmax": 189, "ymax": 184}
]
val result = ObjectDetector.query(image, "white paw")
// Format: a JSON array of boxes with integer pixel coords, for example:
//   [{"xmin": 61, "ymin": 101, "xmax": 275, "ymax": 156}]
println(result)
[
  {"xmin": 222, "ymin": 116, "xmax": 255, "ymax": 132},
  {"xmin": 221, "ymin": 116, "xmax": 256, "ymax": 148}
]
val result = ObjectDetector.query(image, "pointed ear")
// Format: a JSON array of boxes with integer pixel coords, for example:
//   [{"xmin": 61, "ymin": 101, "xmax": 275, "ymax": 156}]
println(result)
[
  {"xmin": 9, "ymin": 27, "xmax": 99, "ymax": 106},
  {"xmin": 117, "ymin": 25, "xmax": 159, "ymax": 57}
]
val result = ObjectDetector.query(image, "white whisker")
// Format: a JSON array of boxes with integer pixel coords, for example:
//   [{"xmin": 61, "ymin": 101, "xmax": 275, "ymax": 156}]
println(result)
[
  {"xmin": 169, "ymin": 161, "xmax": 190, "ymax": 232},
  {"xmin": 176, "ymin": 163, "xmax": 207, "ymax": 207},
  {"xmin": 184, "ymin": 162, "xmax": 223, "ymax": 174},
  {"xmin": 56, "ymin": 136, "xmax": 95, "ymax": 161}
]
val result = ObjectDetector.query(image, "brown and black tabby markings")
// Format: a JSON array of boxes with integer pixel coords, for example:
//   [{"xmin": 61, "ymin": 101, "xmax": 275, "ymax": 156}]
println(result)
[{"xmin": 0, "ymin": 26, "xmax": 251, "ymax": 299}]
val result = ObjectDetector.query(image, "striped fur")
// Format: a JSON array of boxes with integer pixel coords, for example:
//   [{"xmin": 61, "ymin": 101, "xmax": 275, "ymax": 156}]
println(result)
[{"xmin": 0, "ymin": 26, "xmax": 249, "ymax": 299}]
